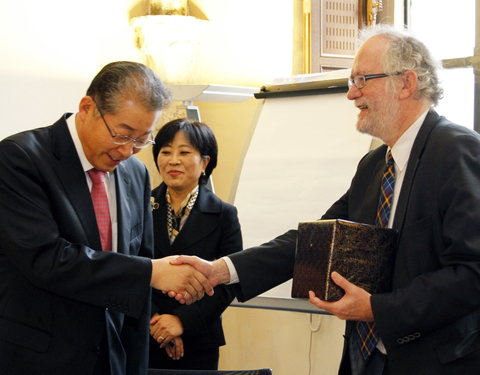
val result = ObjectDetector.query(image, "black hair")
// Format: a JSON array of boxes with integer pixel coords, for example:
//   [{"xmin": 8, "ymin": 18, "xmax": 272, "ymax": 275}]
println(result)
[
  {"xmin": 152, "ymin": 118, "xmax": 218, "ymax": 184},
  {"xmin": 86, "ymin": 61, "xmax": 171, "ymax": 114}
]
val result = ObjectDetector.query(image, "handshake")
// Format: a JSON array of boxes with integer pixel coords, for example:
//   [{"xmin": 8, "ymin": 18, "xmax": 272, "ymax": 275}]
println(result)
[{"xmin": 150, "ymin": 255, "xmax": 231, "ymax": 304}]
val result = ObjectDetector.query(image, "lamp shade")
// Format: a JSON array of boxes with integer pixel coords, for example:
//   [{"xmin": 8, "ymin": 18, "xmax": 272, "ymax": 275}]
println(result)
[{"xmin": 132, "ymin": 15, "xmax": 210, "ymax": 84}]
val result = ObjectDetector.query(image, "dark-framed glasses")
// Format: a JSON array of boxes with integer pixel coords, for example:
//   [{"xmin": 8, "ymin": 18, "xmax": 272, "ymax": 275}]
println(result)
[
  {"xmin": 348, "ymin": 72, "xmax": 403, "ymax": 89},
  {"xmin": 92, "ymin": 99, "xmax": 155, "ymax": 149}
]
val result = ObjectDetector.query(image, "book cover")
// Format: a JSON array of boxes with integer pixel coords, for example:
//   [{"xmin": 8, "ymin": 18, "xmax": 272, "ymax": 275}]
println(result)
[{"xmin": 291, "ymin": 219, "xmax": 397, "ymax": 301}]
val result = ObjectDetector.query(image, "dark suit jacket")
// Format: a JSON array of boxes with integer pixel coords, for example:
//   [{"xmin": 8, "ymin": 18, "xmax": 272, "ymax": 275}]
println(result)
[
  {"xmin": 229, "ymin": 110, "xmax": 480, "ymax": 374},
  {"xmin": 0, "ymin": 114, "xmax": 154, "ymax": 375},
  {"xmin": 150, "ymin": 183, "xmax": 242, "ymax": 357}
]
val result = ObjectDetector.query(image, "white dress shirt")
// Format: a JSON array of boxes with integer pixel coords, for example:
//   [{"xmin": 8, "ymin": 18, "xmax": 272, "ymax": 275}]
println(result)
[{"xmin": 66, "ymin": 113, "xmax": 119, "ymax": 252}]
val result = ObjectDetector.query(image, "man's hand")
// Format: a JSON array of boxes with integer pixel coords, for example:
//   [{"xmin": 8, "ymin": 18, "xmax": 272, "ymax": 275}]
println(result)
[
  {"xmin": 168, "ymin": 256, "xmax": 231, "ymax": 304},
  {"xmin": 150, "ymin": 256, "xmax": 213, "ymax": 305},
  {"xmin": 308, "ymin": 271, "xmax": 374, "ymax": 321},
  {"xmin": 171, "ymin": 256, "xmax": 232, "ymax": 286}
]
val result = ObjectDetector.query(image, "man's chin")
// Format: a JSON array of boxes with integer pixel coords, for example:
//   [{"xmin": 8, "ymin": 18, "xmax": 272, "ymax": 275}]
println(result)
[
  {"xmin": 357, "ymin": 121, "xmax": 382, "ymax": 139},
  {"xmin": 94, "ymin": 161, "xmax": 120, "ymax": 173},
  {"xmin": 356, "ymin": 121, "xmax": 370, "ymax": 135}
]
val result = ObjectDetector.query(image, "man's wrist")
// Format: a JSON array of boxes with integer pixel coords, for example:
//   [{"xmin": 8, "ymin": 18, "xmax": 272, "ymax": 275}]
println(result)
[{"xmin": 213, "ymin": 258, "xmax": 232, "ymax": 284}]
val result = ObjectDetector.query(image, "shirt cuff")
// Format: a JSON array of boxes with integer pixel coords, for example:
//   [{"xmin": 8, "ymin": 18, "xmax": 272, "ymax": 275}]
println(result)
[{"xmin": 222, "ymin": 256, "xmax": 239, "ymax": 284}]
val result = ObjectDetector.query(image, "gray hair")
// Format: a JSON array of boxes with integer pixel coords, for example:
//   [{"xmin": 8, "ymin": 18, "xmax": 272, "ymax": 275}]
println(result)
[
  {"xmin": 360, "ymin": 25, "xmax": 443, "ymax": 105},
  {"xmin": 86, "ymin": 61, "xmax": 171, "ymax": 114}
]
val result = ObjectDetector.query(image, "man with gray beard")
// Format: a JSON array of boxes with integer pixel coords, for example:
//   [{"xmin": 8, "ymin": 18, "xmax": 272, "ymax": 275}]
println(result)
[{"xmin": 174, "ymin": 26, "xmax": 480, "ymax": 374}]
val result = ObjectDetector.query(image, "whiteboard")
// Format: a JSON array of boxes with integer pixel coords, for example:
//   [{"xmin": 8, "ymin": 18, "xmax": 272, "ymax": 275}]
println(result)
[{"xmin": 233, "ymin": 90, "xmax": 373, "ymax": 300}]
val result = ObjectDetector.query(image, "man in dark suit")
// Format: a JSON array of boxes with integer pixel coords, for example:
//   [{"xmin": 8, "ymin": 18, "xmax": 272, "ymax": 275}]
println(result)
[
  {"xmin": 173, "ymin": 27, "xmax": 480, "ymax": 374},
  {"xmin": 0, "ymin": 61, "xmax": 213, "ymax": 375}
]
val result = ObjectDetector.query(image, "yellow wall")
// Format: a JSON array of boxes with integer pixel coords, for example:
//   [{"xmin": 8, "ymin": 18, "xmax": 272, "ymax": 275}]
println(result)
[
  {"xmin": 0, "ymin": 1, "xmax": 345, "ymax": 374},
  {"xmin": 194, "ymin": 99, "xmax": 261, "ymax": 202}
]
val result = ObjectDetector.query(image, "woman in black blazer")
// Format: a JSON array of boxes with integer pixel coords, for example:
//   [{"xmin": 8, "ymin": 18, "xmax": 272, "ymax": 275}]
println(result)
[{"xmin": 149, "ymin": 118, "xmax": 242, "ymax": 370}]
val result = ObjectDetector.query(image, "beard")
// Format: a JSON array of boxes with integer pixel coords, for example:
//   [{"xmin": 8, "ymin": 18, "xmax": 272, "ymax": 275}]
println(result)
[{"xmin": 356, "ymin": 90, "xmax": 400, "ymax": 141}]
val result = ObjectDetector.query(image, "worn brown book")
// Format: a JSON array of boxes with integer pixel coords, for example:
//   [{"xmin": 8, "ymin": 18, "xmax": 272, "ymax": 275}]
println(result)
[{"xmin": 291, "ymin": 219, "xmax": 397, "ymax": 301}]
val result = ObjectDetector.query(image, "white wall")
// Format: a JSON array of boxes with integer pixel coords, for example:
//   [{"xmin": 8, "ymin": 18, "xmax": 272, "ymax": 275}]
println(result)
[
  {"xmin": 0, "ymin": 0, "xmax": 295, "ymax": 141},
  {"xmin": 0, "ymin": 0, "xmax": 142, "ymax": 139}
]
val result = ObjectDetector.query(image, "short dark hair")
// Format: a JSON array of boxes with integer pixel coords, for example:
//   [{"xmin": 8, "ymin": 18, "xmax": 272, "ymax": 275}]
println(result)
[
  {"xmin": 152, "ymin": 118, "xmax": 218, "ymax": 185},
  {"xmin": 86, "ymin": 61, "xmax": 171, "ymax": 114}
]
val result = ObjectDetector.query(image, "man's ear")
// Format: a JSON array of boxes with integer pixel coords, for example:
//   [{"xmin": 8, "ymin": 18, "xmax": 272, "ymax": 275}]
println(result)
[
  {"xmin": 78, "ymin": 96, "xmax": 95, "ymax": 120},
  {"xmin": 398, "ymin": 70, "xmax": 418, "ymax": 100}
]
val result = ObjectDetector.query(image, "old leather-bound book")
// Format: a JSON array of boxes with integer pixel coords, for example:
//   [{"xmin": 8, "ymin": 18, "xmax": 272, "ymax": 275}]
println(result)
[{"xmin": 291, "ymin": 219, "xmax": 397, "ymax": 301}]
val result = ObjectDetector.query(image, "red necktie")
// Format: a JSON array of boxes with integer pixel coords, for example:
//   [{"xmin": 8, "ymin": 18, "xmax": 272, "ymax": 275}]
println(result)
[
  {"xmin": 88, "ymin": 169, "xmax": 112, "ymax": 251},
  {"xmin": 356, "ymin": 150, "xmax": 396, "ymax": 360}
]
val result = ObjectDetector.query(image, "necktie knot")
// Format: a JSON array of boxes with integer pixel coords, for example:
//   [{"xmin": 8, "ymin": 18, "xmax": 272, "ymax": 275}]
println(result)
[
  {"xmin": 88, "ymin": 169, "xmax": 106, "ymax": 184},
  {"xmin": 386, "ymin": 150, "xmax": 394, "ymax": 165}
]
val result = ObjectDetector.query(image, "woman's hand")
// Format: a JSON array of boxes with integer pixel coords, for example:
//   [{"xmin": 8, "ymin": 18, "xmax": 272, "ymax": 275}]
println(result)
[
  {"xmin": 165, "ymin": 336, "xmax": 184, "ymax": 360},
  {"xmin": 150, "ymin": 313, "xmax": 184, "ymax": 348}
]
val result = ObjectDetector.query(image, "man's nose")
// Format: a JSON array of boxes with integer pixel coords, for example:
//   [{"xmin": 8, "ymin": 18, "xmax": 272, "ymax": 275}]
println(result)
[
  {"xmin": 116, "ymin": 142, "xmax": 136, "ymax": 158},
  {"xmin": 347, "ymin": 84, "xmax": 362, "ymax": 100}
]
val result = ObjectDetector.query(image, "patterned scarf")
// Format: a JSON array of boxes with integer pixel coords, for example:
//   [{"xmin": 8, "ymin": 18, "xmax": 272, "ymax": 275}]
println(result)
[{"xmin": 166, "ymin": 185, "xmax": 199, "ymax": 243}]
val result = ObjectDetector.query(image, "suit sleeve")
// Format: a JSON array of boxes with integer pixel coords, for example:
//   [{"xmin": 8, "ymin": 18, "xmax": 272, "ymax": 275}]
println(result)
[
  {"xmin": 173, "ymin": 203, "xmax": 242, "ymax": 335},
  {"xmin": 228, "ymin": 228, "xmax": 297, "ymax": 302},
  {"xmin": 225, "ymin": 184, "xmax": 350, "ymax": 302}
]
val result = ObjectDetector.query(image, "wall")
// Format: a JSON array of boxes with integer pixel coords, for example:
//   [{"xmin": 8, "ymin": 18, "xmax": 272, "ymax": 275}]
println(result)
[
  {"xmin": 0, "ymin": 0, "xmax": 146, "ymax": 139},
  {"xmin": 0, "ymin": 1, "xmax": 345, "ymax": 374},
  {"xmin": 220, "ymin": 308, "xmax": 343, "ymax": 375}
]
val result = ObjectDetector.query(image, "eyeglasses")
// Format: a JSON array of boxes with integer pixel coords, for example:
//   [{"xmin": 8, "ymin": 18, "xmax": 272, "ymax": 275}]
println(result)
[
  {"xmin": 92, "ymin": 99, "xmax": 155, "ymax": 149},
  {"xmin": 348, "ymin": 72, "xmax": 403, "ymax": 89}
]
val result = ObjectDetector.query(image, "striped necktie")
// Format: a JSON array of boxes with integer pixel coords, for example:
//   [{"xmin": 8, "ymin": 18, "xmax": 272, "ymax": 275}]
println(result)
[
  {"xmin": 356, "ymin": 150, "xmax": 395, "ymax": 360},
  {"xmin": 88, "ymin": 169, "xmax": 112, "ymax": 251}
]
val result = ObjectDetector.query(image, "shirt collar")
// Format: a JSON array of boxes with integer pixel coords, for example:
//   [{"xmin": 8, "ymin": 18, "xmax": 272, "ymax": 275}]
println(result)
[
  {"xmin": 389, "ymin": 109, "xmax": 429, "ymax": 172},
  {"xmin": 66, "ymin": 113, "xmax": 111, "ymax": 178}
]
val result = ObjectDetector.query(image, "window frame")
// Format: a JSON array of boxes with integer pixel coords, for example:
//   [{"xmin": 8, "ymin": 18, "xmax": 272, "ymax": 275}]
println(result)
[{"xmin": 405, "ymin": 0, "xmax": 480, "ymax": 131}]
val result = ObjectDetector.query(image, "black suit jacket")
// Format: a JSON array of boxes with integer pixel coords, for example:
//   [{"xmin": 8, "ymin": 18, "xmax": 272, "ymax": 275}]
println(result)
[
  {"xmin": 229, "ymin": 110, "xmax": 480, "ymax": 374},
  {"xmin": 150, "ymin": 183, "xmax": 242, "ymax": 356},
  {"xmin": 0, "ymin": 114, "xmax": 153, "ymax": 375}
]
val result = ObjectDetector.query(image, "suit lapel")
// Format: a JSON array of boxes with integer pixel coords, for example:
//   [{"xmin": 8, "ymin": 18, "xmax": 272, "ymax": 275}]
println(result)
[
  {"xmin": 152, "ymin": 184, "xmax": 173, "ymax": 255},
  {"xmin": 151, "ymin": 184, "xmax": 222, "ymax": 254},
  {"xmin": 393, "ymin": 110, "xmax": 439, "ymax": 236},
  {"xmin": 366, "ymin": 151, "xmax": 387, "ymax": 224},
  {"xmin": 170, "ymin": 185, "xmax": 221, "ymax": 252},
  {"xmin": 50, "ymin": 116, "xmax": 100, "ymax": 249},
  {"xmin": 349, "ymin": 145, "xmax": 387, "ymax": 225},
  {"xmin": 115, "ymin": 163, "xmax": 132, "ymax": 254}
]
